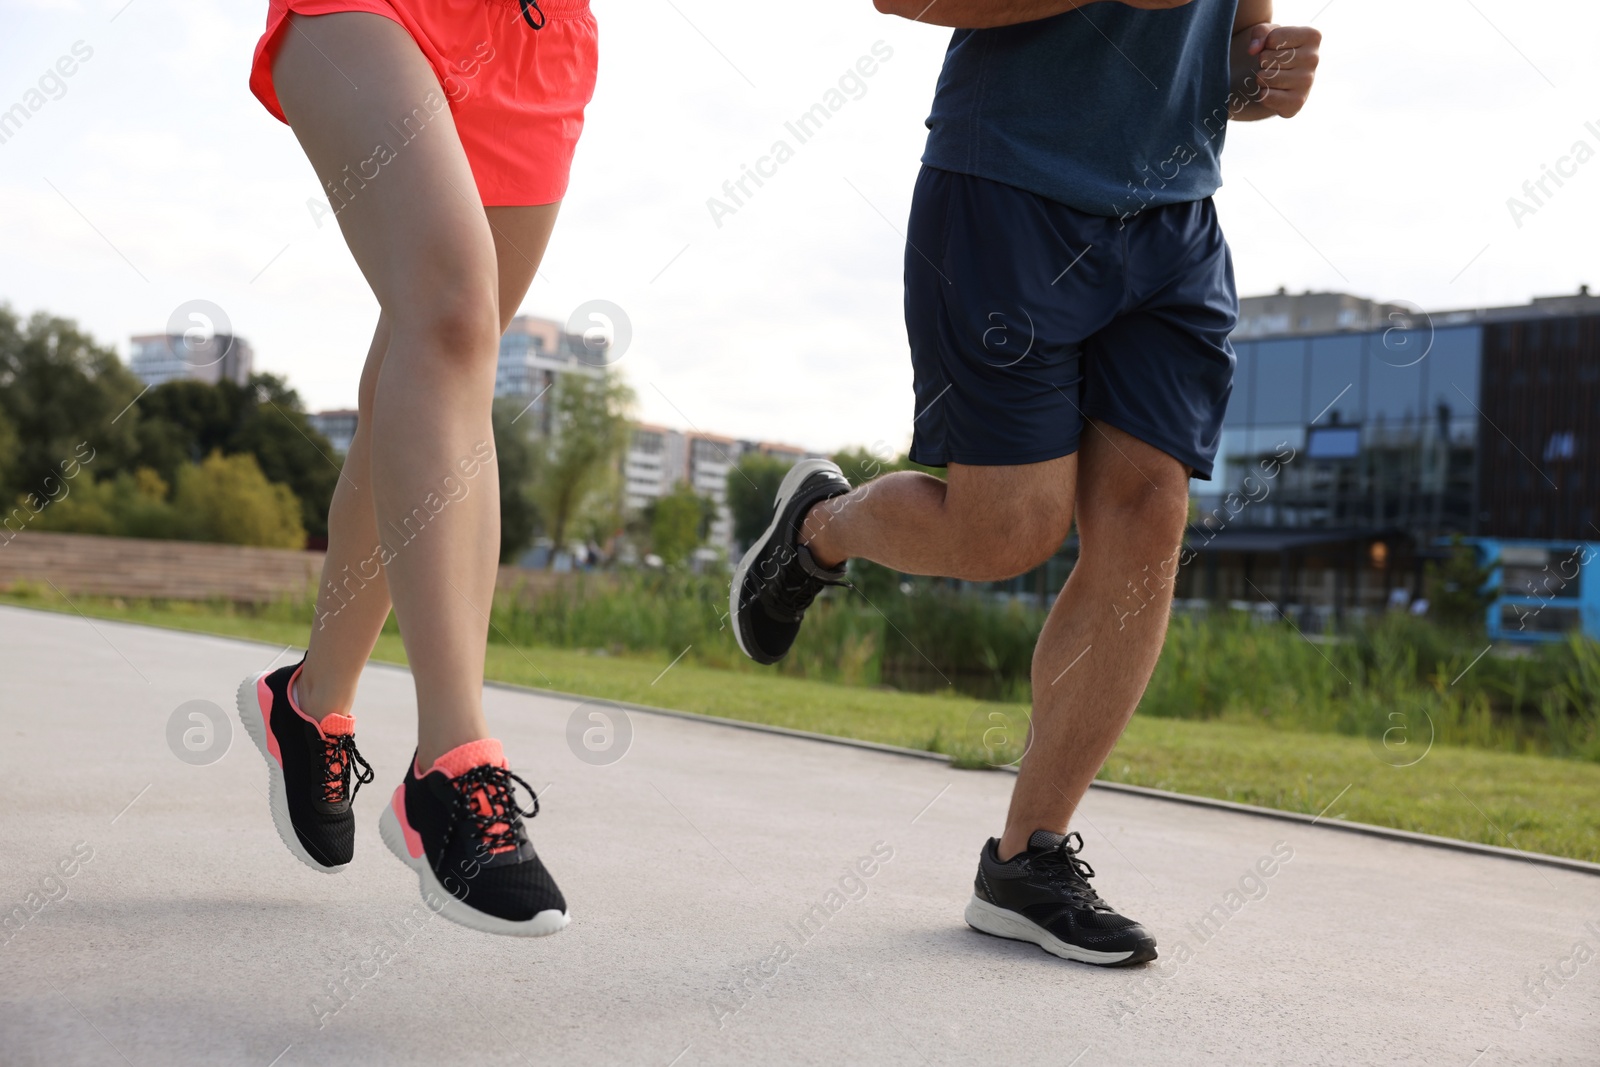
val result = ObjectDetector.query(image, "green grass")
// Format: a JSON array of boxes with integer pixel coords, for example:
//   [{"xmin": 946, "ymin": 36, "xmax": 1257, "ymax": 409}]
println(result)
[{"xmin": 6, "ymin": 588, "xmax": 1598, "ymax": 863}]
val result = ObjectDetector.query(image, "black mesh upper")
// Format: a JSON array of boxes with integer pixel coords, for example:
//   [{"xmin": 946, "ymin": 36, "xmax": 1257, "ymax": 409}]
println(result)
[
  {"xmin": 402, "ymin": 758, "xmax": 566, "ymax": 922},
  {"xmin": 264, "ymin": 661, "xmax": 356, "ymax": 868},
  {"xmin": 975, "ymin": 835, "xmax": 1155, "ymax": 960}
]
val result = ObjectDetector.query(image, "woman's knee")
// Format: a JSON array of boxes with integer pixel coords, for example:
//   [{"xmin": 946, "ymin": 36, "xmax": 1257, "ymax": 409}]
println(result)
[
  {"xmin": 356, "ymin": 317, "xmax": 391, "ymax": 415},
  {"xmin": 389, "ymin": 276, "xmax": 501, "ymax": 370}
]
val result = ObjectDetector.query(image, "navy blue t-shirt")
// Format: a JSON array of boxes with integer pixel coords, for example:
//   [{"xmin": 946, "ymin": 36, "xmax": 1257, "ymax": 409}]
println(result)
[{"xmin": 922, "ymin": 0, "xmax": 1240, "ymax": 219}]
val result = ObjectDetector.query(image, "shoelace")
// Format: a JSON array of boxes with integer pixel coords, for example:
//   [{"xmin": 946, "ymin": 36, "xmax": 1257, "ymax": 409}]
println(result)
[
  {"xmin": 446, "ymin": 764, "xmax": 540, "ymax": 857},
  {"xmin": 1030, "ymin": 832, "xmax": 1112, "ymax": 911},
  {"xmin": 519, "ymin": 0, "xmax": 545, "ymax": 29},
  {"xmin": 321, "ymin": 734, "xmax": 374, "ymax": 804},
  {"xmin": 763, "ymin": 544, "xmax": 848, "ymax": 621}
]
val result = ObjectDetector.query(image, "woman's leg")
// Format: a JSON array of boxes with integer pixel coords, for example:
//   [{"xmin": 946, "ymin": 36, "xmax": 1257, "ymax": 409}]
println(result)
[
  {"xmin": 296, "ymin": 316, "xmax": 394, "ymax": 718},
  {"xmin": 271, "ymin": 12, "xmax": 546, "ymax": 767},
  {"xmin": 296, "ymin": 203, "xmax": 561, "ymax": 723}
]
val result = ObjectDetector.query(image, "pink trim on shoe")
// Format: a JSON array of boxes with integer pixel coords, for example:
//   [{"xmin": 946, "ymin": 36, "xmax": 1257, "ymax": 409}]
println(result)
[
  {"xmin": 392, "ymin": 785, "xmax": 425, "ymax": 859},
  {"xmin": 286, "ymin": 663, "xmax": 354, "ymax": 736},
  {"xmin": 256, "ymin": 675, "xmax": 283, "ymax": 768},
  {"xmin": 259, "ymin": 663, "xmax": 357, "ymax": 766}
]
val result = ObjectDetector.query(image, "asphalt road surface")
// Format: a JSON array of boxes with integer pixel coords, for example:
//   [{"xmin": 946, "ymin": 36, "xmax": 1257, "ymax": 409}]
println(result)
[{"xmin": 1, "ymin": 605, "xmax": 1595, "ymax": 1065}]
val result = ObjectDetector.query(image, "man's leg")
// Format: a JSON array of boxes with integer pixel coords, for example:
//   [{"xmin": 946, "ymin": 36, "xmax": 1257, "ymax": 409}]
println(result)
[
  {"xmin": 802, "ymin": 455, "xmax": 1076, "ymax": 581},
  {"xmin": 786, "ymin": 422, "xmax": 1178, "ymax": 966},
  {"xmin": 804, "ymin": 421, "xmax": 1187, "ymax": 861},
  {"xmin": 998, "ymin": 421, "xmax": 1190, "ymax": 859}
]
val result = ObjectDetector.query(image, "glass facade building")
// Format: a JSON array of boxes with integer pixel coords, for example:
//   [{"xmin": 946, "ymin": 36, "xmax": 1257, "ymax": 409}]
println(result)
[
  {"xmin": 1176, "ymin": 291, "xmax": 1600, "ymax": 637},
  {"xmin": 1200, "ymin": 323, "xmax": 1482, "ymax": 538}
]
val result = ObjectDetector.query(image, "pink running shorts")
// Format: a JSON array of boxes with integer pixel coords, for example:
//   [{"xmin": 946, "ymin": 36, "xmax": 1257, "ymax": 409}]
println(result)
[{"xmin": 250, "ymin": 0, "xmax": 597, "ymax": 205}]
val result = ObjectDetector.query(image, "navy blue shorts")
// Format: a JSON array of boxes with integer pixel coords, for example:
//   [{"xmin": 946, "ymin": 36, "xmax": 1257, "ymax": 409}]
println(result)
[{"xmin": 904, "ymin": 166, "xmax": 1238, "ymax": 479}]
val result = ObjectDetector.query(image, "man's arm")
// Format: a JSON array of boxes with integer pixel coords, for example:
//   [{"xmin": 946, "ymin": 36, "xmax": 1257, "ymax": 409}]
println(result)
[
  {"xmin": 1229, "ymin": 0, "xmax": 1321, "ymax": 121},
  {"xmin": 873, "ymin": 0, "xmax": 1194, "ymax": 32}
]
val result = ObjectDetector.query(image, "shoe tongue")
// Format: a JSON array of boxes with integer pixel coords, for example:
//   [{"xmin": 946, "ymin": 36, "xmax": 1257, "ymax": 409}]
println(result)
[
  {"xmin": 429, "ymin": 739, "xmax": 519, "ymax": 857},
  {"xmin": 429, "ymin": 738, "xmax": 505, "ymax": 778},
  {"xmin": 320, "ymin": 713, "xmax": 356, "ymax": 737},
  {"xmin": 1028, "ymin": 829, "xmax": 1067, "ymax": 852}
]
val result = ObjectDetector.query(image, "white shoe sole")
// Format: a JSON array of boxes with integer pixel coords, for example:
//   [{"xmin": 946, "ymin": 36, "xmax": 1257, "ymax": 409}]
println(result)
[
  {"xmin": 235, "ymin": 671, "xmax": 347, "ymax": 874},
  {"xmin": 729, "ymin": 456, "xmax": 844, "ymax": 661},
  {"xmin": 964, "ymin": 895, "xmax": 1138, "ymax": 965},
  {"xmin": 378, "ymin": 802, "xmax": 570, "ymax": 938}
]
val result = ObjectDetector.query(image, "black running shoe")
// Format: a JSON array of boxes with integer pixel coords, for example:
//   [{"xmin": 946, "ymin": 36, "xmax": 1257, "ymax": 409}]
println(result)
[
  {"xmin": 378, "ymin": 739, "xmax": 568, "ymax": 937},
  {"xmin": 965, "ymin": 830, "xmax": 1157, "ymax": 966},
  {"xmin": 731, "ymin": 457, "xmax": 852, "ymax": 665},
  {"xmin": 237, "ymin": 658, "xmax": 373, "ymax": 873}
]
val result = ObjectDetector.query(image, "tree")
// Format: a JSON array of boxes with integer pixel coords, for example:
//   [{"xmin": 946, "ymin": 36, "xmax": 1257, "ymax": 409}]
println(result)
[
  {"xmin": 725, "ymin": 452, "xmax": 793, "ymax": 548},
  {"xmin": 226, "ymin": 375, "xmax": 340, "ymax": 540},
  {"xmin": 133, "ymin": 373, "xmax": 339, "ymax": 540},
  {"xmin": 128, "ymin": 377, "xmax": 233, "ymax": 484},
  {"xmin": 0, "ymin": 306, "xmax": 338, "ymax": 543},
  {"xmin": 173, "ymin": 451, "xmax": 305, "ymax": 548},
  {"xmin": 0, "ymin": 406, "xmax": 18, "ymax": 492},
  {"xmin": 649, "ymin": 484, "xmax": 711, "ymax": 566},
  {"xmin": 0, "ymin": 306, "xmax": 145, "ymax": 505},
  {"xmin": 492, "ymin": 398, "xmax": 539, "ymax": 563},
  {"xmin": 529, "ymin": 371, "xmax": 634, "ymax": 567},
  {"xmin": 831, "ymin": 446, "xmax": 886, "ymax": 486}
]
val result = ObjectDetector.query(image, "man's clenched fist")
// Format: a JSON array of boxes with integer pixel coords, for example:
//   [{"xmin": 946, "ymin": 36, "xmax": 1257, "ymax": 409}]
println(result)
[{"xmin": 1231, "ymin": 23, "xmax": 1321, "ymax": 118}]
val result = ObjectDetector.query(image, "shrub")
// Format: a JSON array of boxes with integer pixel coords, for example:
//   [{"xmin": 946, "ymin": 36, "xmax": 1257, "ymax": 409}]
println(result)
[
  {"xmin": 21, "ymin": 452, "xmax": 304, "ymax": 549},
  {"xmin": 1425, "ymin": 535, "xmax": 1495, "ymax": 631},
  {"xmin": 26, "ymin": 467, "xmax": 179, "ymax": 539},
  {"xmin": 173, "ymin": 451, "xmax": 305, "ymax": 548}
]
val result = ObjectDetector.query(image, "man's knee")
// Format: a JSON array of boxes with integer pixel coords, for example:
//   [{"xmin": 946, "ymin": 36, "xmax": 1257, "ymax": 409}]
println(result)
[
  {"xmin": 1083, "ymin": 479, "xmax": 1190, "ymax": 559},
  {"xmin": 950, "ymin": 493, "xmax": 1072, "ymax": 580},
  {"xmin": 995, "ymin": 526, "xmax": 1068, "ymax": 578}
]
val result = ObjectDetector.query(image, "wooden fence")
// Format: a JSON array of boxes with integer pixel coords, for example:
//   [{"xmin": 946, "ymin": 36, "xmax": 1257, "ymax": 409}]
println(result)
[{"xmin": 0, "ymin": 530, "xmax": 579, "ymax": 603}]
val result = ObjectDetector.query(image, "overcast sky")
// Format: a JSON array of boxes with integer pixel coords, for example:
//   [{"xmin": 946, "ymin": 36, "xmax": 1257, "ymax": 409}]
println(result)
[{"xmin": 2, "ymin": 0, "xmax": 1596, "ymax": 455}]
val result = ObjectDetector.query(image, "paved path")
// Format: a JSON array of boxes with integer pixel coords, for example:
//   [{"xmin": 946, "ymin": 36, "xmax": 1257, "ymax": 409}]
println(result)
[{"xmin": 1, "ymin": 605, "xmax": 1595, "ymax": 1065}]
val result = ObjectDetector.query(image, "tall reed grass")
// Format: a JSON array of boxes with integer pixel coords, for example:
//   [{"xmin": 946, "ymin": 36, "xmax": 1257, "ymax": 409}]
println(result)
[{"xmin": 479, "ymin": 571, "xmax": 1600, "ymax": 761}]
